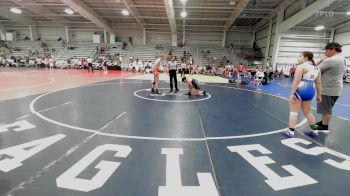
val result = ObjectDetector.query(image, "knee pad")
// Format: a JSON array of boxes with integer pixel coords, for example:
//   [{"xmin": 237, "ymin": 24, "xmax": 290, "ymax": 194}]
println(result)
[
  {"xmin": 290, "ymin": 112, "xmax": 298, "ymax": 116},
  {"xmin": 152, "ymin": 82, "xmax": 155, "ymax": 85}
]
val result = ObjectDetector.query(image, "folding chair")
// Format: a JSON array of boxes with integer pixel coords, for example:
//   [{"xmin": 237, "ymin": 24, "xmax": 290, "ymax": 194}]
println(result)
[{"xmin": 252, "ymin": 71, "xmax": 265, "ymax": 86}]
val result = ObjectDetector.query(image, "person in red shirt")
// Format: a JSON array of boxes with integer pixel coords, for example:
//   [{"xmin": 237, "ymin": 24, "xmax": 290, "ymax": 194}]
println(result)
[
  {"xmin": 237, "ymin": 63, "xmax": 244, "ymax": 72},
  {"xmin": 290, "ymin": 65, "xmax": 296, "ymax": 78},
  {"xmin": 236, "ymin": 63, "xmax": 245, "ymax": 80},
  {"xmin": 242, "ymin": 66, "xmax": 248, "ymax": 77}
]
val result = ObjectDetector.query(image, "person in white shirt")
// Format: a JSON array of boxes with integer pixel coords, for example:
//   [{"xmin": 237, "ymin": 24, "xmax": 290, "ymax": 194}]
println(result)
[
  {"xmin": 87, "ymin": 57, "xmax": 93, "ymax": 72},
  {"xmin": 132, "ymin": 59, "xmax": 137, "ymax": 72},
  {"xmin": 118, "ymin": 56, "xmax": 123, "ymax": 66},
  {"xmin": 282, "ymin": 51, "xmax": 322, "ymax": 138},
  {"xmin": 102, "ymin": 59, "xmax": 108, "ymax": 72},
  {"xmin": 36, "ymin": 57, "xmax": 42, "ymax": 69},
  {"xmin": 77, "ymin": 59, "xmax": 82, "ymax": 69},
  {"xmin": 44, "ymin": 57, "xmax": 49, "ymax": 69},
  {"xmin": 138, "ymin": 60, "xmax": 144, "ymax": 72},
  {"xmin": 256, "ymin": 69, "xmax": 265, "ymax": 78},
  {"xmin": 145, "ymin": 61, "xmax": 152, "ymax": 74},
  {"xmin": 49, "ymin": 57, "xmax": 54, "ymax": 71},
  {"xmin": 167, "ymin": 56, "xmax": 179, "ymax": 92},
  {"xmin": 180, "ymin": 60, "xmax": 187, "ymax": 77}
]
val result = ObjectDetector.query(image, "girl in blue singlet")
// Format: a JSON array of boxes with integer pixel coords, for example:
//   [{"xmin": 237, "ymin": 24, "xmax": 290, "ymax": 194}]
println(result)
[{"xmin": 282, "ymin": 51, "xmax": 322, "ymax": 138}]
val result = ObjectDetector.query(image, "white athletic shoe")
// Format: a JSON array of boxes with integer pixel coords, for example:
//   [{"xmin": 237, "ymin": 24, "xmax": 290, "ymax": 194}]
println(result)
[{"xmin": 282, "ymin": 130, "xmax": 294, "ymax": 138}]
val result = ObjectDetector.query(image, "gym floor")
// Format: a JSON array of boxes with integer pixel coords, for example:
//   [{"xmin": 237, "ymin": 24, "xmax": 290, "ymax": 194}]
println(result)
[{"xmin": 0, "ymin": 68, "xmax": 349, "ymax": 196}]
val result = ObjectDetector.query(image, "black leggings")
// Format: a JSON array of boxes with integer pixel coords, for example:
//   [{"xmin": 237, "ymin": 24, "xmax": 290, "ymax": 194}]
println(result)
[
  {"xmin": 181, "ymin": 68, "xmax": 186, "ymax": 77},
  {"xmin": 169, "ymin": 69, "xmax": 178, "ymax": 90},
  {"xmin": 88, "ymin": 63, "xmax": 93, "ymax": 72}
]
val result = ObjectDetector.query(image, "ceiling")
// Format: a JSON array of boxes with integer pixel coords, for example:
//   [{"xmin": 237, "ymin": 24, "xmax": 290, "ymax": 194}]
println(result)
[
  {"xmin": 0, "ymin": 0, "xmax": 349, "ymax": 34},
  {"xmin": 297, "ymin": 0, "xmax": 350, "ymax": 28}
]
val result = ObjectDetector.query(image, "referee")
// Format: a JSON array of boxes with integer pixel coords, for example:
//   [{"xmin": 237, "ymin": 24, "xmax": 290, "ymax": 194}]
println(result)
[{"xmin": 168, "ymin": 56, "xmax": 179, "ymax": 93}]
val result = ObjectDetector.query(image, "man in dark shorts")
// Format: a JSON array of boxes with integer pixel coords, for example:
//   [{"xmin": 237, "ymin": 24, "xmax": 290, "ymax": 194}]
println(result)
[
  {"xmin": 181, "ymin": 76, "xmax": 206, "ymax": 96},
  {"xmin": 316, "ymin": 42, "xmax": 346, "ymax": 131}
]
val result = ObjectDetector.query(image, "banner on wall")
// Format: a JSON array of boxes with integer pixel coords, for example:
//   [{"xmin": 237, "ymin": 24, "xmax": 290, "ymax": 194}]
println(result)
[
  {"xmin": 5, "ymin": 32, "xmax": 16, "ymax": 42},
  {"xmin": 92, "ymin": 34, "xmax": 101, "ymax": 44}
]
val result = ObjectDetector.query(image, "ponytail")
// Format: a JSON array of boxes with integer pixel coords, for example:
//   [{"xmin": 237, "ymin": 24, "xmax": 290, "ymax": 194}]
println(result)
[
  {"xmin": 301, "ymin": 51, "xmax": 316, "ymax": 66},
  {"xmin": 311, "ymin": 59, "xmax": 316, "ymax": 66}
]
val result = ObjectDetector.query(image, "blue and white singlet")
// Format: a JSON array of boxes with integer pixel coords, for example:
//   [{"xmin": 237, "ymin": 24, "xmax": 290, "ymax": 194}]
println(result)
[{"xmin": 295, "ymin": 62, "xmax": 319, "ymax": 101}]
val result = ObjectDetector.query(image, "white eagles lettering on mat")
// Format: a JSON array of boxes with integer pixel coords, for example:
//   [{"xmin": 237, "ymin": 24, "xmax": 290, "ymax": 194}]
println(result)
[
  {"xmin": 56, "ymin": 144, "xmax": 131, "ymax": 192},
  {"xmin": 0, "ymin": 134, "xmax": 66, "ymax": 172},
  {"xmin": 158, "ymin": 148, "xmax": 219, "ymax": 196},
  {"xmin": 2, "ymin": 120, "xmax": 349, "ymax": 192},
  {"xmin": 0, "ymin": 120, "xmax": 36, "ymax": 133},
  {"xmin": 282, "ymin": 138, "xmax": 350, "ymax": 171},
  {"xmin": 228, "ymin": 144, "xmax": 318, "ymax": 191}
]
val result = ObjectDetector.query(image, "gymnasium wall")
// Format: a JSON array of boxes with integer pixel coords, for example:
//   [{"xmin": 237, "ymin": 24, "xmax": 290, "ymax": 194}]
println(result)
[
  {"xmin": 185, "ymin": 33, "xmax": 222, "ymax": 46},
  {"xmin": 276, "ymin": 29, "xmax": 331, "ymax": 64},
  {"xmin": 1, "ymin": 25, "xmax": 255, "ymax": 48},
  {"xmin": 37, "ymin": 27, "xmax": 66, "ymax": 41},
  {"xmin": 256, "ymin": 21, "xmax": 332, "ymax": 66},
  {"xmin": 145, "ymin": 31, "xmax": 171, "ymax": 45},
  {"xmin": 255, "ymin": 17, "xmax": 278, "ymax": 60},
  {"xmin": 254, "ymin": 0, "xmax": 331, "ymax": 66},
  {"xmin": 255, "ymin": 23, "xmax": 270, "ymax": 58},
  {"xmin": 334, "ymin": 25, "xmax": 350, "ymax": 58},
  {"xmin": 70, "ymin": 30, "xmax": 101, "ymax": 42},
  {"xmin": 5, "ymin": 23, "xmax": 338, "ymax": 63},
  {"xmin": 4, "ymin": 27, "xmax": 30, "ymax": 41},
  {"xmin": 226, "ymin": 31, "xmax": 253, "ymax": 47}
]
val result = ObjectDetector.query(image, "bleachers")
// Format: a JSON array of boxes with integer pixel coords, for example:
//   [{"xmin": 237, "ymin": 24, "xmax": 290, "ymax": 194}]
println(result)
[
  {"xmin": 171, "ymin": 47, "xmax": 186, "ymax": 58},
  {"xmin": 170, "ymin": 46, "xmax": 198, "ymax": 64},
  {"xmin": 5, "ymin": 40, "xmax": 67, "ymax": 59},
  {"xmin": 133, "ymin": 46, "xmax": 162, "ymax": 63},
  {"xmin": 7, "ymin": 41, "xmax": 37, "ymax": 58},
  {"xmin": 2, "ymin": 41, "xmax": 256, "ymax": 68},
  {"xmin": 96, "ymin": 43, "xmax": 128, "ymax": 61},
  {"xmin": 57, "ymin": 41, "xmax": 97, "ymax": 61},
  {"xmin": 199, "ymin": 47, "xmax": 233, "ymax": 66},
  {"xmin": 44, "ymin": 41, "xmax": 66, "ymax": 57}
]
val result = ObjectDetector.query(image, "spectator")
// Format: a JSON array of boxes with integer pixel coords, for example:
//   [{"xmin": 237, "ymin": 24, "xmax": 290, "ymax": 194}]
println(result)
[
  {"xmin": 290, "ymin": 65, "xmax": 296, "ymax": 78},
  {"xmin": 315, "ymin": 42, "xmax": 346, "ymax": 131}
]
